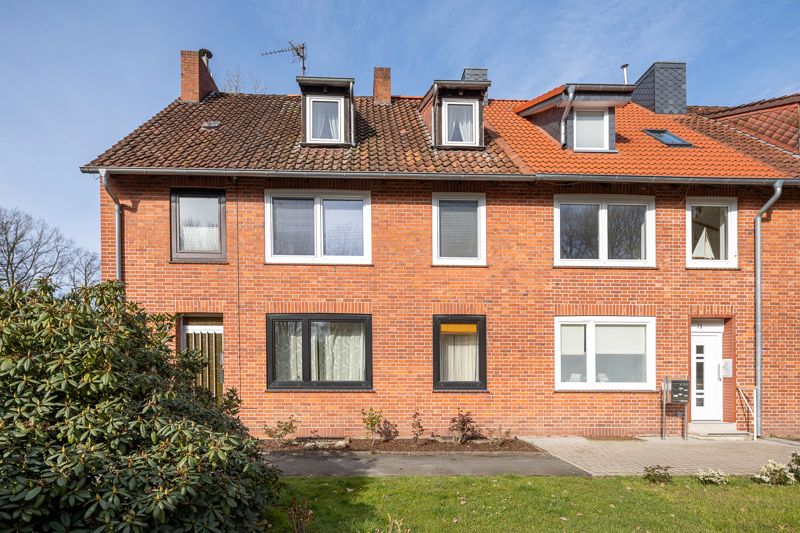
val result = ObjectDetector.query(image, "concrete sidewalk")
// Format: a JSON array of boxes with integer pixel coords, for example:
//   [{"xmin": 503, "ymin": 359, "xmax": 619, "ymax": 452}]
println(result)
[
  {"xmin": 267, "ymin": 451, "xmax": 587, "ymax": 477},
  {"xmin": 523, "ymin": 436, "xmax": 799, "ymax": 476}
]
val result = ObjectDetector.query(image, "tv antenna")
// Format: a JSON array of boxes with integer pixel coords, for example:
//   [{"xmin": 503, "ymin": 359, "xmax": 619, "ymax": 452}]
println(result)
[{"xmin": 261, "ymin": 41, "xmax": 307, "ymax": 76}]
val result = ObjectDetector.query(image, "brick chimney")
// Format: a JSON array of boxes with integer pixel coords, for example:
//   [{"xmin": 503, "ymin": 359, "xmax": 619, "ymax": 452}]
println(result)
[
  {"xmin": 373, "ymin": 67, "xmax": 391, "ymax": 105},
  {"xmin": 181, "ymin": 49, "xmax": 218, "ymax": 102}
]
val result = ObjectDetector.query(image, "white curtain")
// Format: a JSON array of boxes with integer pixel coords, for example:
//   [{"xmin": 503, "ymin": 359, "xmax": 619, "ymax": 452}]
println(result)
[
  {"xmin": 323, "ymin": 199, "xmax": 363, "ymax": 256},
  {"xmin": 440, "ymin": 333, "xmax": 478, "ymax": 381},
  {"xmin": 311, "ymin": 322, "xmax": 365, "ymax": 381},
  {"xmin": 274, "ymin": 321, "xmax": 303, "ymax": 381},
  {"xmin": 447, "ymin": 104, "xmax": 474, "ymax": 144},
  {"xmin": 179, "ymin": 195, "xmax": 220, "ymax": 252},
  {"xmin": 312, "ymin": 100, "xmax": 340, "ymax": 140},
  {"xmin": 180, "ymin": 226, "xmax": 220, "ymax": 252}
]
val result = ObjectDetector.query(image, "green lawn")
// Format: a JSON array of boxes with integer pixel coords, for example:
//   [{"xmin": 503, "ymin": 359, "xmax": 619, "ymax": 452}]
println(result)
[{"xmin": 265, "ymin": 476, "xmax": 800, "ymax": 532}]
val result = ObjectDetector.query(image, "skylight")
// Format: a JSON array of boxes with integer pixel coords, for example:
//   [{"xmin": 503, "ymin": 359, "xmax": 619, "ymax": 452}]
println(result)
[{"xmin": 643, "ymin": 129, "xmax": 692, "ymax": 147}]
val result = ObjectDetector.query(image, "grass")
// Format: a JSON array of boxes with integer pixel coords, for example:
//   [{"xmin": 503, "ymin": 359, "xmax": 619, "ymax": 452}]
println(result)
[{"xmin": 265, "ymin": 475, "xmax": 800, "ymax": 532}]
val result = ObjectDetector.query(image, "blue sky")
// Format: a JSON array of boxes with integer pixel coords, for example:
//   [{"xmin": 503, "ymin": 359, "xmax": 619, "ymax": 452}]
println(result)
[{"xmin": 1, "ymin": 0, "xmax": 798, "ymax": 252}]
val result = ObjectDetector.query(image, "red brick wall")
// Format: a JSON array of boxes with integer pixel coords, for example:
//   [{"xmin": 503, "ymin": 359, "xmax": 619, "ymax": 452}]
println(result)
[{"xmin": 100, "ymin": 176, "xmax": 800, "ymax": 438}]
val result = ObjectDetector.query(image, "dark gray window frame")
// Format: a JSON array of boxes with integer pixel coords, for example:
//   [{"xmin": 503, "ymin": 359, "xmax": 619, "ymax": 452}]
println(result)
[
  {"xmin": 267, "ymin": 314, "xmax": 373, "ymax": 390},
  {"xmin": 170, "ymin": 188, "xmax": 227, "ymax": 262},
  {"xmin": 433, "ymin": 315, "xmax": 487, "ymax": 391}
]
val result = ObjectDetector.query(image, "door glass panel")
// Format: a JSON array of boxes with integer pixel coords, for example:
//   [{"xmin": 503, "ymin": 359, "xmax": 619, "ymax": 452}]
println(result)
[{"xmin": 695, "ymin": 344, "xmax": 705, "ymax": 407}]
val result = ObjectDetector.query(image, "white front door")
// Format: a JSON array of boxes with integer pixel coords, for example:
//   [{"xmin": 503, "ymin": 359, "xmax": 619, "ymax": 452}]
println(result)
[{"xmin": 691, "ymin": 320, "xmax": 724, "ymax": 421}]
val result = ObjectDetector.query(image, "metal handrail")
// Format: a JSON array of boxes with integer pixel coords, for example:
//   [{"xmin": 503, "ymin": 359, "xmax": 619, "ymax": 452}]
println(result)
[{"xmin": 736, "ymin": 386, "xmax": 758, "ymax": 441}]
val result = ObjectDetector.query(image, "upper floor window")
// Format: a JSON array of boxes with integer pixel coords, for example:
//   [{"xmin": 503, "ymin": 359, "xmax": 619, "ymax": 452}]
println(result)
[
  {"xmin": 686, "ymin": 197, "xmax": 737, "ymax": 268},
  {"xmin": 171, "ymin": 189, "xmax": 226, "ymax": 262},
  {"xmin": 573, "ymin": 110, "xmax": 609, "ymax": 151},
  {"xmin": 555, "ymin": 316, "xmax": 656, "ymax": 391},
  {"xmin": 554, "ymin": 195, "xmax": 655, "ymax": 267},
  {"xmin": 265, "ymin": 190, "xmax": 371, "ymax": 264},
  {"xmin": 432, "ymin": 193, "xmax": 486, "ymax": 266},
  {"xmin": 306, "ymin": 96, "xmax": 344, "ymax": 143},
  {"xmin": 442, "ymin": 99, "xmax": 479, "ymax": 147}
]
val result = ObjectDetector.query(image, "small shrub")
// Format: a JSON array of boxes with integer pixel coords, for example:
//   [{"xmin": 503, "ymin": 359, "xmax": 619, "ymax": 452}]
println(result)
[
  {"xmin": 789, "ymin": 451, "xmax": 800, "ymax": 478},
  {"xmin": 697, "ymin": 468, "xmax": 729, "ymax": 485},
  {"xmin": 486, "ymin": 426, "xmax": 513, "ymax": 446},
  {"xmin": 361, "ymin": 407, "xmax": 383, "ymax": 446},
  {"xmin": 643, "ymin": 464, "xmax": 673, "ymax": 484},
  {"xmin": 377, "ymin": 418, "xmax": 399, "ymax": 442},
  {"xmin": 264, "ymin": 415, "xmax": 298, "ymax": 447},
  {"xmin": 753, "ymin": 460, "xmax": 796, "ymax": 485},
  {"xmin": 411, "ymin": 410, "xmax": 426, "ymax": 446},
  {"xmin": 287, "ymin": 497, "xmax": 314, "ymax": 533},
  {"xmin": 449, "ymin": 409, "xmax": 479, "ymax": 444}
]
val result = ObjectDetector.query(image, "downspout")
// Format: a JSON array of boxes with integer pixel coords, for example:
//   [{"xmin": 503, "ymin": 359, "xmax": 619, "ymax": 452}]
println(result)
[
  {"xmin": 754, "ymin": 179, "xmax": 783, "ymax": 437},
  {"xmin": 349, "ymin": 80, "xmax": 355, "ymax": 147},
  {"xmin": 560, "ymin": 85, "xmax": 576, "ymax": 148},
  {"xmin": 100, "ymin": 169, "xmax": 122, "ymax": 281},
  {"xmin": 431, "ymin": 82, "xmax": 438, "ymax": 148}
]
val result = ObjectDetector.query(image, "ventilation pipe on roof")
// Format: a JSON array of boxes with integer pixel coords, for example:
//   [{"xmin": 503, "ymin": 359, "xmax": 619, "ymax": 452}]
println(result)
[
  {"xmin": 560, "ymin": 85, "xmax": 577, "ymax": 148},
  {"xmin": 621, "ymin": 63, "xmax": 629, "ymax": 84},
  {"xmin": 754, "ymin": 179, "xmax": 783, "ymax": 437},
  {"xmin": 100, "ymin": 169, "xmax": 122, "ymax": 281}
]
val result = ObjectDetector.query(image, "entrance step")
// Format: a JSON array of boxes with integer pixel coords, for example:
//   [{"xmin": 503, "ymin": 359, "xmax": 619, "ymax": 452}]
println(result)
[{"xmin": 689, "ymin": 422, "xmax": 752, "ymax": 440}]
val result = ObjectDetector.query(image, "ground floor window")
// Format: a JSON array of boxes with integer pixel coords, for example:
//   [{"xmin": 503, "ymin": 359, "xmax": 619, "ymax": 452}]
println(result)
[
  {"xmin": 555, "ymin": 316, "xmax": 656, "ymax": 391},
  {"xmin": 181, "ymin": 316, "xmax": 224, "ymax": 397},
  {"xmin": 267, "ymin": 314, "xmax": 372, "ymax": 390},
  {"xmin": 433, "ymin": 315, "xmax": 487, "ymax": 390}
]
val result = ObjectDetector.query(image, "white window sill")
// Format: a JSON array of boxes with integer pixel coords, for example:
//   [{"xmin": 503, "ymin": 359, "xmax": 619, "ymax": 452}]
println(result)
[
  {"xmin": 432, "ymin": 260, "xmax": 487, "ymax": 268},
  {"xmin": 685, "ymin": 262, "xmax": 739, "ymax": 270},
  {"xmin": 554, "ymin": 260, "xmax": 656, "ymax": 269},
  {"xmin": 573, "ymin": 148, "xmax": 618, "ymax": 153},
  {"xmin": 265, "ymin": 258, "xmax": 372, "ymax": 266},
  {"xmin": 555, "ymin": 385, "xmax": 657, "ymax": 393}
]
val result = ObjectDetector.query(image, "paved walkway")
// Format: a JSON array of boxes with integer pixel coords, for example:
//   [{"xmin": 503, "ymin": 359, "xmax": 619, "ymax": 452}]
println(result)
[
  {"xmin": 523, "ymin": 437, "xmax": 799, "ymax": 476},
  {"xmin": 267, "ymin": 451, "xmax": 587, "ymax": 477}
]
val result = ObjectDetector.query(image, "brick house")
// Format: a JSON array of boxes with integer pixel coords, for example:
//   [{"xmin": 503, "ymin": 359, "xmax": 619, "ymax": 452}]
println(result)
[{"xmin": 82, "ymin": 50, "xmax": 800, "ymax": 438}]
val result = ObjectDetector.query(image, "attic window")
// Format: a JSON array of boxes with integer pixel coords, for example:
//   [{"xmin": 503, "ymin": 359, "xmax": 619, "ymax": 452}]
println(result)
[
  {"xmin": 306, "ymin": 96, "xmax": 344, "ymax": 143},
  {"xmin": 644, "ymin": 129, "xmax": 692, "ymax": 147},
  {"xmin": 574, "ymin": 110, "xmax": 609, "ymax": 151},
  {"xmin": 442, "ymin": 99, "xmax": 479, "ymax": 147}
]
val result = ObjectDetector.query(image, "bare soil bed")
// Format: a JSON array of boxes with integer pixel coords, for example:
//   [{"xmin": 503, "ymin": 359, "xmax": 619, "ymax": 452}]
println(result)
[{"xmin": 262, "ymin": 437, "xmax": 542, "ymax": 453}]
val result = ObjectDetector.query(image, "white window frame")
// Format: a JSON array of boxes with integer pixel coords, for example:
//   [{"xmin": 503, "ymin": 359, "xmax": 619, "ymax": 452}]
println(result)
[
  {"xmin": 441, "ymin": 98, "xmax": 480, "ymax": 147},
  {"xmin": 554, "ymin": 316, "xmax": 656, "ymax": 392},
  {"xmin": 305, "ymin": 95, "xmax": 345, "ymax": 144},
  {"xmin": 573, "ymin": 109, "xmax": 610, "ymax": 151},
  {"xmin": 554, "ymin": 195, "xmax": 656, "ymax": 267},
  {"xmin": 685, "ymin": 197, "xmax": 738, "ymax": 269},
  {"xmin": 432, "ymin": 193, "xmax": 486, "ymax": 266},
  {"xmin": 265, "ymin": 190, "xmax": 372, "ymax": 265}
]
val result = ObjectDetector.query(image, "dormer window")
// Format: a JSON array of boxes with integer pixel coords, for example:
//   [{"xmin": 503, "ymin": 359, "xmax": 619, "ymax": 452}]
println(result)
[
  {"xmin": 442, "ymin": 99, "xmax": 479, "ymax": 147},
  {"xmin": 297, "ymin": 76, "xmax": 353, "ymax": 146},
  {"xmin": 307, "ymin": 96, "xmax": 344, "ymax": 144},
  {"xmin": 573, "ymin": 110, "xmax": 609, "ymax": 151}
]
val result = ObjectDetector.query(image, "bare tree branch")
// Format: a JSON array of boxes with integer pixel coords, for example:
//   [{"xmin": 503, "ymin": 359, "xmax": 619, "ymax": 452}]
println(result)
[
  {"xmin": 222, "ymin": 65, "xmax": 267, "ymax": 94},
  {"xmin": 0, "ymin": 207, "xmax": 100, "ymax": 290}
]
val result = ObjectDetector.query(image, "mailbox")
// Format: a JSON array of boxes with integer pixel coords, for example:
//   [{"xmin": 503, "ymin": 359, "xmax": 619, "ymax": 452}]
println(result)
[
  {"xmin": 720, "ymin": 359, "xmax": 733, "ymax": 379},
  {"xmin": 666, "ymin": 379, "xmax": 689, "ymax": 404}
]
